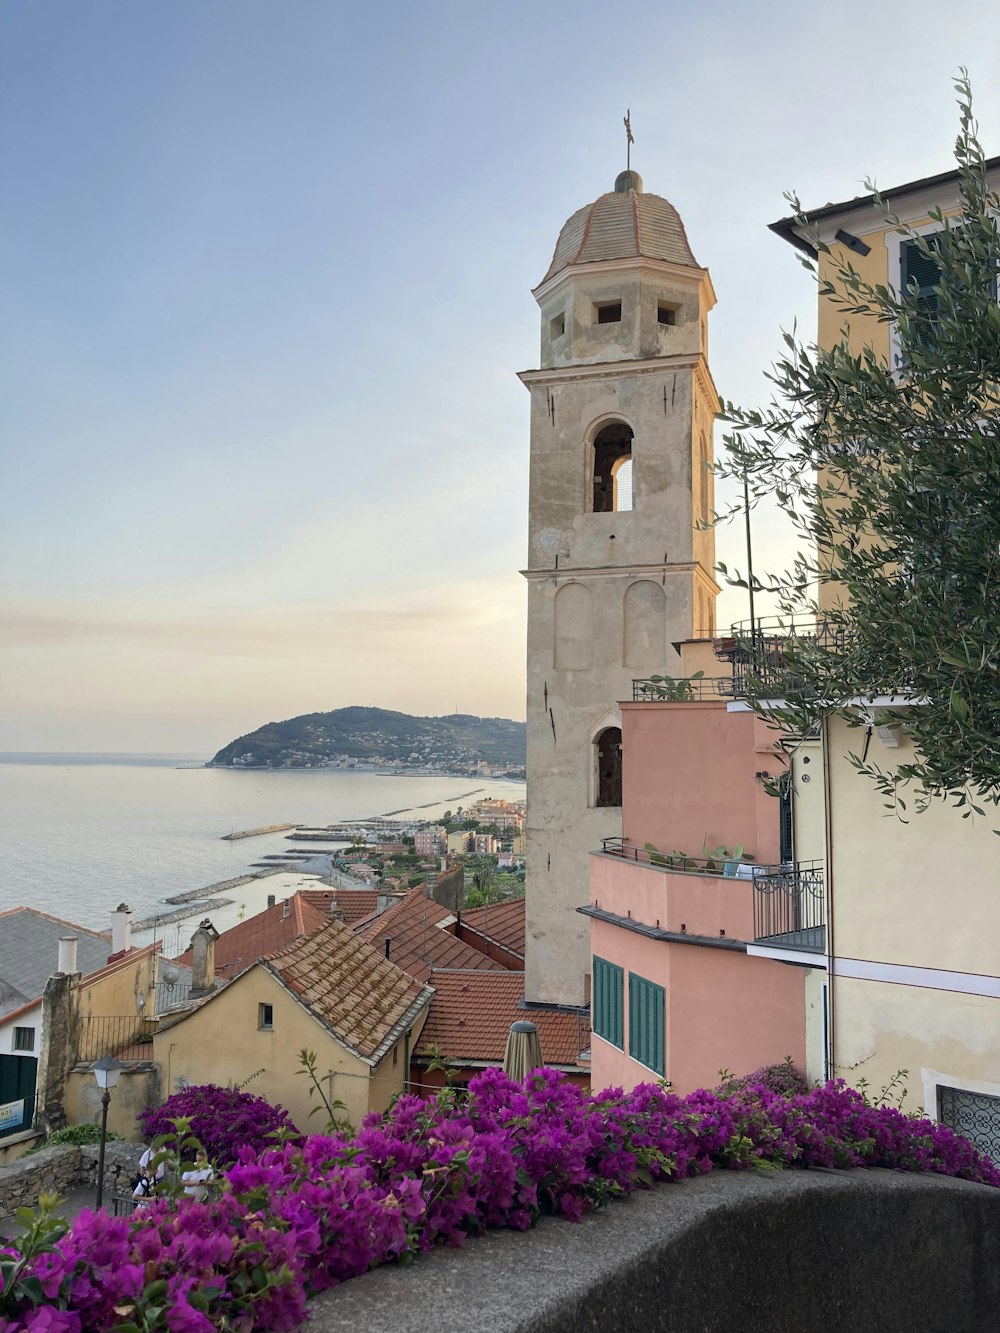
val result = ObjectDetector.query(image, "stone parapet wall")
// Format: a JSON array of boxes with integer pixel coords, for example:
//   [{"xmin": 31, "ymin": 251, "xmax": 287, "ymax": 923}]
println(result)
[
  {"xmin": 0, "ymin": 1146, "xmax": 82, "ymax": 1219},
  {"xmin": 0, "ymin": 1142, "xmax": 144, "ymax": 1220},
  {"xmin": 310, "ymin": 1169, "xmax": 1000, "ymax": 1333}
]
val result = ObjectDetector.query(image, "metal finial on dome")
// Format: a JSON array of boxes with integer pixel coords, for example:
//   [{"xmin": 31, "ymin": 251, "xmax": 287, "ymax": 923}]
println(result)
[{"xmin": 615, "ymin": 169, "xmax": 643, "ymax": 194}]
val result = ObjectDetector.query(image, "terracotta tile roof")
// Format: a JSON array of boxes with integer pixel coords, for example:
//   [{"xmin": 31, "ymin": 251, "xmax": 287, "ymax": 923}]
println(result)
[
  {"xmin": 355, "ymin": 887, "xmax": 507, "ymax": 983},
  {"xmin": 264, "ymin": 918, "xmax": 432, "ymax": 1062},
  {"xmin": 303, "ymin": 888, "xmax": 381, "ymax": 927},
  {"xmin": 413, "ymin": 970, "xmax": 587, "ymax": 1069},
  {"xmin": 173, "ymin": 893, "xmax": 328, "ymax": 980},
  {"xmin": 541, "ymin": 186, "xmax": 699, "ymax": 286},
  {"xmin": 458, "ymin": 899, "xmax": 525, "ymax": 958}
]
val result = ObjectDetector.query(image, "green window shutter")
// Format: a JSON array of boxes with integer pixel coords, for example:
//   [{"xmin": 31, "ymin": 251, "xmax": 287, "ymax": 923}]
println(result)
[
  {"xmin": 628, "ymin": 973, "xmax": 665, "ymax": 1076},
  {"xmin": 901, "ymin": 236, "xmax": 942, "ymax": 343},
  {"xmin": 593, "ymin": 956, "xmax": 624, "ymax": 1049}
]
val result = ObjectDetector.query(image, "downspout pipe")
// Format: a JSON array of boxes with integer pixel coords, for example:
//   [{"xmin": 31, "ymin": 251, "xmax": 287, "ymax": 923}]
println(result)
[{"xmin": 822, "ymin": 716, "xmax": 836, "ymax": 1081}]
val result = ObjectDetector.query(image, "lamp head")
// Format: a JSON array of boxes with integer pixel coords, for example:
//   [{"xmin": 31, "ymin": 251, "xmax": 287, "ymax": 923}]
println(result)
[{"xmin": 93, "ymin": 1055, "xmax": 122, "ymax": 1092}]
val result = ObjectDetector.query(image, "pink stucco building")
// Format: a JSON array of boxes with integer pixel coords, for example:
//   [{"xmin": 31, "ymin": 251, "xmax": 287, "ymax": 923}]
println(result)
[{"xmin": 585, "ymin": 691, "xmax": 811, "ymax": 1094}]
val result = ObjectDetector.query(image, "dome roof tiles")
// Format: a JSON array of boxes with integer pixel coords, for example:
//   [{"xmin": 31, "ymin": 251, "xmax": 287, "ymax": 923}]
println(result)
[{"xmin": 540, "ymin": 187, "xmax": 699, "ymax": 286}]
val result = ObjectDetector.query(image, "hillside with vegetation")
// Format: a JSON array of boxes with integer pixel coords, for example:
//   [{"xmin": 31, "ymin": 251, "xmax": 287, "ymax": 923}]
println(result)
[{"xmin": 208, "ymin": 706, "xmax": 526, "ymax": 773}]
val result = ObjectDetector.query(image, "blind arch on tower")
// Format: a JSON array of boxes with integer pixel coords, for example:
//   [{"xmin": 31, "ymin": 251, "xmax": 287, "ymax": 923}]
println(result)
[
  {"xmin": 553, "ymin": 581, "xmax": 594, "ymax": 669},
  {"xmin": 623, "ymin": 580, "xmax": 666, "ymax": 668}
]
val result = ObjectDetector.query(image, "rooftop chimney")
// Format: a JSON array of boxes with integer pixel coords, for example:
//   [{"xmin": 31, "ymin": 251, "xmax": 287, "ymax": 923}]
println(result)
[
  {"xmin": 189, "ymin": 918, "xmax": 220, "ymax": 997},
  {"xmin": 384, "ymin": 938, "xmax": 391, "ymax": 959},
  {"xmin": 267, "ymin": 894, "xmax": 276, "ymax": 909},
  {"xmin": 282, "ymin": 898, "xmax": 290, "ymax": 919},
  {"xmin": 110, "ymin": 903, "xmax": 132, "ymax": 956},
  {"xmin": 57, "ymin": 936, "xmax": 78, "ymax": 975}
]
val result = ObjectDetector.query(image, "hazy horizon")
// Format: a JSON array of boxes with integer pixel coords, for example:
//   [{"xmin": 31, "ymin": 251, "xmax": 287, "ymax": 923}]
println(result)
[{"xmin": 3, "ymin": 0, "xmax": 998, "ymax": 751}]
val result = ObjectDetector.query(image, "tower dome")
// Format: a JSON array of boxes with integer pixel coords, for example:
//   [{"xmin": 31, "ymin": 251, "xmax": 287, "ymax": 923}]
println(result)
[{"xmin": 539, "ymin": 175, "xmax": 699, "ymax": 287}]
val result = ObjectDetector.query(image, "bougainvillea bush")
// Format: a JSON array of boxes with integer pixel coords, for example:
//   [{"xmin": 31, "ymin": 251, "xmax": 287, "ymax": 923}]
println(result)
[
  {"xmin": 137, "ymin": 1084, "xmax": 298, "ymax": 1167},
  {"xmin": 2, "ymin": 1070, "xmax": 998, "ymax": 1332}
]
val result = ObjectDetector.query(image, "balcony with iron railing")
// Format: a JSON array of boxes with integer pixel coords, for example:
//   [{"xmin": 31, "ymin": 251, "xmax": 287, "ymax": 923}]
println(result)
[
  {"xmin": 593, "ymin": 839, "xmax": 825, "ymax": 957},
  {"xmin": 592, "ymin": 837, "xmax": 763, "ymax": 943},
  {"xmin": 751, "ymin": 862, "xmax": 826, "ymax": 954},
  {"xmin": 713, "ymin": 614, "xmax": 850, "ymax": 699},
  {"xmin": 631, "ymin": 615, "xmax": 850, "ymax": 706},
  {"xmin": 76, "ymin": 1014, "xmax": 158, "ymax": 1066}
]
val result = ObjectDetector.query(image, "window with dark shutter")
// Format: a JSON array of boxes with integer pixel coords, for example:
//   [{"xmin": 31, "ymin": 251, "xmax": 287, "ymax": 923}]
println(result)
[
  {"xmin": 901, "ymin": 236, "xmax": 943, "ymax": 345},
  {"xmin": 592, "ymin": 956, "xmax": 624, "ymax": 1049},
  {"xmin": 628, "ymin": 973, "xmax": 665, "ymax": 1076}
]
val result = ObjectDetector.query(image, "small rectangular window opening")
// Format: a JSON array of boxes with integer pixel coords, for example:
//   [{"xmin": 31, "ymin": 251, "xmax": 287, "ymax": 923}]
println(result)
[
  {"xmin": 550, "ymin": 312, "xmax": 565, "ymax": 339},
  {"xmin": 595, "ymin": 300, "xmax": 622, "ymax": 324},
  {"xmin": 258, "ymin": 1003, "xmax": 273, "ymax": 1030},
  {"xmin": 657, "ymin": 302, "xmax": 677, "ymax": 326},
  {"xmin": 13, "ymin": 1027, "xmax": 34, "ymax": 1052}
]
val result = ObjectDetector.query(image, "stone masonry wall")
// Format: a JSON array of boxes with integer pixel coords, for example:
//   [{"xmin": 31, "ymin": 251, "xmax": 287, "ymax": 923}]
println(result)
[
  {"xmin": 0, "ymin": 1146, "xmax": 82, "ymax": 1220},
  {"xmin": 0, "ymin": 1142, "xmax": 144, "ymax": 1222}
]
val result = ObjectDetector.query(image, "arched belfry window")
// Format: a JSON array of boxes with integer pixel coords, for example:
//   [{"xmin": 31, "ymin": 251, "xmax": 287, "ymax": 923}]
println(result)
[
  {"xmin": 593, "ymin": 423, "xmax": 633, "ymax": 514},
  {"xmin": 595, "ymin": 727, "xmax": 623, "ymax": 807}
]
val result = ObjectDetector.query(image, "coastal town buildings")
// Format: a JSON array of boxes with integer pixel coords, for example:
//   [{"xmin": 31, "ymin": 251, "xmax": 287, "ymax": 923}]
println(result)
[
  {"xmin": 152, "ymin": 917, "xmax": 434, "ymax": 1131},
  {"xmin": 0, "ymin": 905, "xmax": 162, "ymax": 1152},
  {"xmin": 582, "ymin": 155, "xmax": 1000, "ymax": 1168},
  {"xmin": 584, "ymin": 653, "xmax": 816, "ymax": 1094},
  {"xmin": 520, "ymin": 169, "xmax": 720, "ymax": 1008},
  {"xmin": 765, "ymin": 158, "xmax": 1000, "ymax": 1151}
]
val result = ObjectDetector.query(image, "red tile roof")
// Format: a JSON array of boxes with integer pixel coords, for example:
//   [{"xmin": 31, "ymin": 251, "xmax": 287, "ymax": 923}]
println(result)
[
  {"xmin": 173, "ymin": 893, "xmax": 329, "ymax": 979},
  {"xmin": 312, "ymin": 888, "xmax": 381, "ymax": 927},
  {"xmin": 354, "ymin": 887, "xmax": 508, "ymax": 983},
  {"xmin": 458, "ymin": 899, "xmax": 526, "ymax": 958},
  {"xmin": 413, "ymin": 970, "xmax": 587, "ymax": 1069},
  {"xmin": 265, "ymin": 918, "xmax": 432, "ymax": 1062}
]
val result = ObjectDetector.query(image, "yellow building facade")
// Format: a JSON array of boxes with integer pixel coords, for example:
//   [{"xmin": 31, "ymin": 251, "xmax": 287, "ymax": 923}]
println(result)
[{"xmin": 771, "ymin": 157, "xmax": 1000, "ymax": 1146}]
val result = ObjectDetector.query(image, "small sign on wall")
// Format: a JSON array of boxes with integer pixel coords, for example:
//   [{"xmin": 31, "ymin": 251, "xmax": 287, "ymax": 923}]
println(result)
[{"xmin": 0, "ymin": 1100, "xmax": 25, "ymax": 1132}]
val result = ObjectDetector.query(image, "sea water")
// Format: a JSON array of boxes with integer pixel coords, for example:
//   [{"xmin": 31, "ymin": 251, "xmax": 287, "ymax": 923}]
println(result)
[{"xmin": 0, "ymin": 755, "xmax": 525, "ymax": 948}]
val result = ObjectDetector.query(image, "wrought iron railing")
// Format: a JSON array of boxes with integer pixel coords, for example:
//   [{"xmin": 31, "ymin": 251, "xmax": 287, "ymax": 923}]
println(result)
[
  {"xmin": 632, "ymin": 676, "xmax": 735, "ymax": 702},
  {"xmin": 937, "ymin": 1085, "xmax": 1000, "ymax": 1167},
  {"xmin": 77, "ymin": 1015, "xmax": 157, "ymax": 1065},
  {"xmin": 713, "ymin": 615, "xmax": 851, "ymax": 699},
  {"xmin": 752, "ymin": 862, "xmax": 826, "ymax": 951},
  {"xmin": 601, "ymin": 837, "xmax": 760, "ymax": 877}
]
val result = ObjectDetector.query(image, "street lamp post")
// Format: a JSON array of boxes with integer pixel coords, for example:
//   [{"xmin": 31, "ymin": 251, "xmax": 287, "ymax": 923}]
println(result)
[{"xmin": 93, "ymin": 1056, "xmax": 122, "ymax": 1210}]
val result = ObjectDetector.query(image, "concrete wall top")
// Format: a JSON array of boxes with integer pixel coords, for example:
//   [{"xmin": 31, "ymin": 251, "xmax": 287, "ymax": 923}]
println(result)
[{"xmin": 308, "ymin": 1167, "xmax": 999, "ymax": 1333}]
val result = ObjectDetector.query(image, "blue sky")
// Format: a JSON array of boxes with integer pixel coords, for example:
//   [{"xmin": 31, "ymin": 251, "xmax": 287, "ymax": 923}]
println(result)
[{"xmin": 2, "ymin": 0, "xmax": 998, "ymax": 750}]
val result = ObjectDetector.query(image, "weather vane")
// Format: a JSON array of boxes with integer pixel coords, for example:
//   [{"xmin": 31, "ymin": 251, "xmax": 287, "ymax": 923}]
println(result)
[{"xmin": 624, "ymin": 109, "xmax": 634, "ymax": 171}]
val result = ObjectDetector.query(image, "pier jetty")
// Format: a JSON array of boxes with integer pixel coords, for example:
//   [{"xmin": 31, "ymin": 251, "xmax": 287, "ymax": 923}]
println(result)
[
  {"xmin": 163, "ymin": 868, "xmax": 285, "ymax": 906},
  {"xmin": 222, "ymin": 823, "xmax": 296, "ymax": 840}
]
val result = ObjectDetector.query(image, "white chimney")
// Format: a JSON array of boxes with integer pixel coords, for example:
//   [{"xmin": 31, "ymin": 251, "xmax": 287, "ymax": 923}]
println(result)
[
  {"xmin": 57, "ymin": 936, "xmax": 78, "ymax": 974},
  {"xmin": 111, "ymin": 903, "xmax": 132, "ymax": 955}
]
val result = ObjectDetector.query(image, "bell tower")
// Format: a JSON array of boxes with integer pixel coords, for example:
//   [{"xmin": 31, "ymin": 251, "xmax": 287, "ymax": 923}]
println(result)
[{"xmin": 520, "ymin": 170, "xmax": 720, "ymax": 1007}]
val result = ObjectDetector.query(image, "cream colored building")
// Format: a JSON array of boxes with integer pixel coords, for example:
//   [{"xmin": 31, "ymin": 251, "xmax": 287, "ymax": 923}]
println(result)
[
  {"xmin": 151, "ymin": 918, "xmax": 432, "ymax": 1132},
  {"xmin": 766, "ymin": 157, "xmax": 1000, "ymax": 1151},
  {"xmin": 521, "ymin": 170, "xmax": 719, "ymax": 1006}
]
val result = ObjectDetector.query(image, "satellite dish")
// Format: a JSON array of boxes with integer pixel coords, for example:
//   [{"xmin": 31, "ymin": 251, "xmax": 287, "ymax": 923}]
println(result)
[
  {"xmin": 161, "ymin": 967, "xmax": 180, "ymax": 988},
  {"xmin": 135, "ymin": 991, "xmax": 146, "ymax": 1014}
]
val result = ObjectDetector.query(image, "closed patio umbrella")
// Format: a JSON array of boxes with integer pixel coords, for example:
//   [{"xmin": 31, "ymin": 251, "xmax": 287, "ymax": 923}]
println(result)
[{"xmin": 503, "ymin": 1020, "xmax": 544, "ymax": 1081}]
